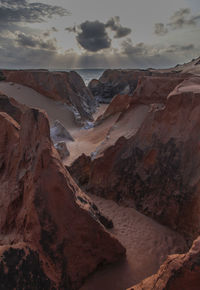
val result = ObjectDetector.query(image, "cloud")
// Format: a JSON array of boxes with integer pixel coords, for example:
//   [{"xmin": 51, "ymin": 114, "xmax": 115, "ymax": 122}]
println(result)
[
  {"xmin": 154, "ymin": 23, "xmax": 168, "ymax": 36},
  {"xmin": 155, "ymin": 8, "xmax": 200, "ymax": 36},
  {"xmin": 163, "ymin": 44, "xmax": 195, "ymax": 53},
  {"xmin": 65, "ymin": 26, "xmax": 76, "ymax": 33},
  {"xmin": 51, "ymin": 27, "xmax": 58, "ymax": 32},
  {"xmin": 76, "ymin": 20, "xmax": 111, "ymax": 52},
  {"xmin": 0, "ymin": 0, "xmax": 69, "ymax": 24},
  {"xmin": 16, "ymin": 32, "xmax": 57, "ymax": 51},
  {"xmin": 168, "ymin": 8, "xmax": 200, "ymax": 29},
  {"xmin": 66, "ymin": 17, "xmax": 131, "ymax": 52},
  {"xmin": 120, "ymin": 38, "xmax": 198, "ymax": 68},
  {"xmin": 0, "ymin": 33, "xmax": 198, "ymax": 70},
  {"xmin": 105, "ymin": 16, "xmax": 132, "ymax": 38},
  {"xmin": 121, "ymin": 39, "xmax": 149, "ymax": 56}
]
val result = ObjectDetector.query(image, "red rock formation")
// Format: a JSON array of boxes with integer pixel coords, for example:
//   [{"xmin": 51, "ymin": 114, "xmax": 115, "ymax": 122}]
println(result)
[
  {"xmin": 69, "ymin": 77, "xmax": 200, "ymax": 241},
  {"xmin": 88, "ymin": 68, "xmax": 189, "ymax": 103},
  {"xmin": 128, "ymin": 236, "xmax": 200, "ymax": 290},
  {"xmin": 132, "ymin": 76, "xmax": 185, "ymax": 104},
  {"xmin": 0, "ymin": 100, "xmax": 125, "ymax": 289},
  {"xmin": 2, "ymin": 70, "xmax": 96, "ymax": 124},
  {"xmin": 96, "ymin": 94, "xmax": 132, "ymax": 124},
  {"xmin": 0, "ymin": 92, "xmax": 27, "ymax": 123}
]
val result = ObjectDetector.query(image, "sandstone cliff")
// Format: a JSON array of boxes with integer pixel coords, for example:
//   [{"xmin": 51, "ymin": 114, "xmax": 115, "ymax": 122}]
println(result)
[
  {"xmin": 2, "ymin": 70, "xmax": 96, "ymax": 125},
  {"xmin": 0, "ymin": 96, "xmax": 125, "ymax": 289},
  {"xmin": 69, "ymin": 76, "xmax": 200, "ymax": 242}
]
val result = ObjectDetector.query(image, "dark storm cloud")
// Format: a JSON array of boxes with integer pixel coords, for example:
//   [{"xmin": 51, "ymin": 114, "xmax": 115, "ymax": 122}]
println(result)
[
  {"xmin": 66, "ymin": 17, "xmax": 131, "ymax": 52},
  {"xmin": 76, "ymin": 20, "xmax": 111, "ymax": 52},
  {"xmin": 16, "ymin": 33, "xmax": 57, "ymax": 50},
  {"xmin": 154, "ymin": 23, "xmax": 168, "ymax": 36},
  {"xmin": 155, "ymin": 8, "xmax": 200, "ymax": 36},
  {"xmin": 105, "ymin": 16, "xmax": 132, "ymax": 38},
  {"xmin": 0, "ymin": 0, "xmax": 69, "ymax": 24}
]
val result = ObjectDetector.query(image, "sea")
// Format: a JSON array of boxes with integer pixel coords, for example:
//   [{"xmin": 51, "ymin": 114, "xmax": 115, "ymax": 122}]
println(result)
[{"xmin": 65, "ymin": 69, "xmax": 105, "ymax": 85}]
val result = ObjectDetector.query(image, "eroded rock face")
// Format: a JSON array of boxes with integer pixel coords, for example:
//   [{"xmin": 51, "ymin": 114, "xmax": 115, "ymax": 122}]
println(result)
[
  {"xmin": 132, "ymin": 76, "xmax": 185, "ymax": 105},
  {"xmin": 0, "ymin": 93, "xmax": 26, "ymax": 123},
  {"xmin": 88, "ymin": 70, "xmax": 150, "ymax": 102},
  {"xmin": 69, "ymin": 77, "xmax": 200, "ymax": 241},
  {"xmin": 88, "ymin": 69, "xmax": 188, "ymax": 103},
  {"xmin": 2, "ymin": 70, "xmax": 96, "ymax": 124},
  {"xmin": 0, "ymin": 102, "xmax": 125, "ymax": 289},
  {"xmin": 129, "ymin": 236, "xmax": 200, "ymax": 290}
]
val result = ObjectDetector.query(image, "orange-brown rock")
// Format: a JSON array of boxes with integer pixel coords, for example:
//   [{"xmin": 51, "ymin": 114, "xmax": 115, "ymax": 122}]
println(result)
[
  {"xmin": 0, "ymin": 100, "xmax": 125, "ymax": 289},
  {"xmin": 132, "ymin": 76, "xmax": 185, "ymax": 105},
  {"xmin": 69, "ymin": 77, "xmax": 200, "ymax": 241},
  {"xmin": 88, "ymin": 68, "xmax": 189, "ymax": 103},
  {"xmin": 2, "ymin": 69, "xmax": 96, "ymax": 124},
  {"xmin": 128, "ymin": 236, "xmax": 200, "ymax": 290},
  {"xmin": 0, "ymin": 92, "xmax": 27, "ymax": 123},
  {"xmin": 95, "ymin": 94, "xmax": 132, "ymax": 124}
]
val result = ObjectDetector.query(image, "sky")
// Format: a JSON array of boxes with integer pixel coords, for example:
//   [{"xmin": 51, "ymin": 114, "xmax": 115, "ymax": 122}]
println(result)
[{"xmin": 0, "ymin": 0, "xmax": 199, "ymax": 69}]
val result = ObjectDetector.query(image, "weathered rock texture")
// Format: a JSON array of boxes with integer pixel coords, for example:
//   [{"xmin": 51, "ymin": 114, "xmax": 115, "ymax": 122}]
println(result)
[
  {"xmin": 89, "ymin": 56, "xmax": 200, "ymax": 104},
  {"xmin": 88, "ymin": 68, "xmax": 189, "ymax": 103},
  {"xmin": 50, "ymin": 119, "xmax": 74, "ymax": 143},
  {"xmin": 2, "ymin": 69, "xmax": 96, "ymax": 124},
  {"xmin": 129, "ymin": 236, "xmax": 200, "ymax": 290},
  {"xmin": 0, "ymin": 93, "xmax": 27, "ymax": 123},
  {"xmin": 0, "ymin": 98, "xmax": 125, "ymax": 289},
  {"xmin": 69, "ymin": 77, "xmax": 200, "ymax": 241},
  {"xmin": 54, "ymin": 141, "xmax": 70, "ymax": 160}
]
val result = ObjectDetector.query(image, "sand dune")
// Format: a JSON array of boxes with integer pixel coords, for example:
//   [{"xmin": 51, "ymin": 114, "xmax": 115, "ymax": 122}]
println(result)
[{"xmin": 0, "ymin": 81, "xmax": 76, "ymax": 129}]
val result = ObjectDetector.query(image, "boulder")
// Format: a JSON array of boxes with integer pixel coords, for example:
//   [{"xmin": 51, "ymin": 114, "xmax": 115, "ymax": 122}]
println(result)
[
  {"xmin": 54, "ymin": 141, "xmax": 70, "ymax": 159},
  {"xmin": 50, "ymin": 120, "xmax": 74, "ymax": 142},
  {"xmin": 0, "ymin": 102, "xmax": 125, "ymax": 289}
]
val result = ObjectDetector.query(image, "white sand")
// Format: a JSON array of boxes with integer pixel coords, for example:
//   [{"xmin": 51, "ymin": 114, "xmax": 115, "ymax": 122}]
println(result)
[
  {"xmin": 80, "ymin": 195, "xmax": 187, "ymax": 290},
  {"xmin": 0, "ymin": 81, "xmax": 76, "ymax": 129}
]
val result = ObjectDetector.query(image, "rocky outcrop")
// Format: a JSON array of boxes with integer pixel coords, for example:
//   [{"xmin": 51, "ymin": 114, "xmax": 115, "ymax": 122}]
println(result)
[
  {"xmin": 88, "ymin": 69, "xmax": 150, "ymax": 102},
  {"xmin": 129, "ymin": 236, "xmax": 200, "ymax": 290},
  {"xmin": 132, "ymin": 76, "xmax": 185, "ymax": 105},
  {"xmin": 0, "ymin": 99, "xmax": 125, "ymax": 289},
  {"xmin": 0, "ymin": 93, "xmax": 26, "ymax": 123},
  {"xmin": 88, "ymin": 68, "xmax": 188, "ymax": 103},
  {"xmin": 95, "ymin": 94, "xmax": 132, "ymax": 125},
  {"xmin": 50, "ymin": 120, "xmax": 74, "ymax": 142},
  {"xmin": 54, "ymin": 141, "xmax": 70, "ymax": 159},
  {"xmin": 69, "ymin": 77, "xmax": 200, "ymax": 241},
  {"xmin": 2, "ymin": 69, "xmax": 96, "ymax": 124}
]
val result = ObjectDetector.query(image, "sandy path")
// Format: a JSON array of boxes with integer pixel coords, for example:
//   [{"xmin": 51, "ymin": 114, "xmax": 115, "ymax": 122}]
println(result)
[
  {"xmin": 80, "ymin": 195, "xmax": 187, "ymax": 290},
  {"xmin": 0, "ymin": 81, "xmax": 76, "ymax": 129}
]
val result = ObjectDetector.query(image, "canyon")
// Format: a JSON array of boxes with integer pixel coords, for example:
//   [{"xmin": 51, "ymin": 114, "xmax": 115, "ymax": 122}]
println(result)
[{"xmin": 0, "ymin": 56, "xmax": 200, "ymax": 289}]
